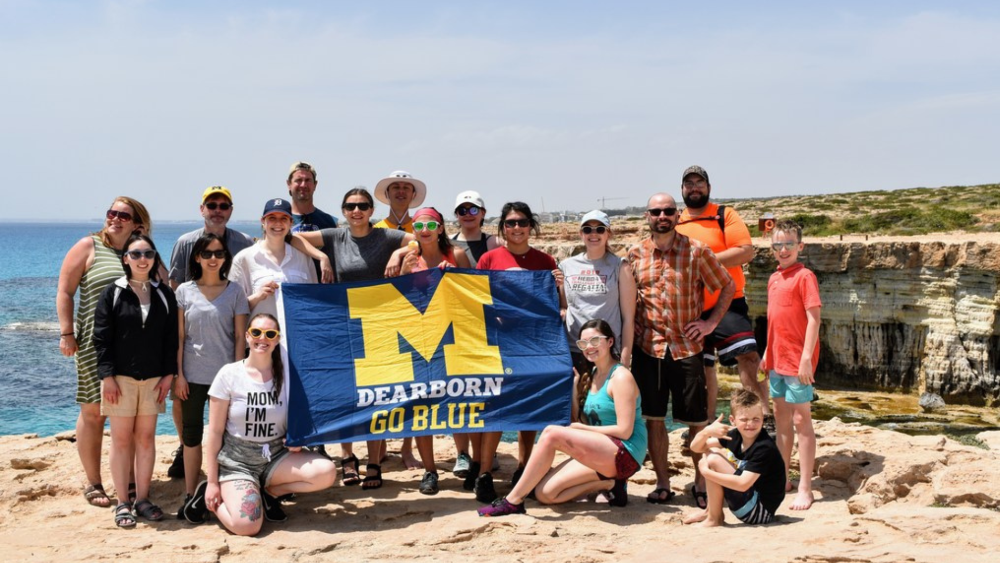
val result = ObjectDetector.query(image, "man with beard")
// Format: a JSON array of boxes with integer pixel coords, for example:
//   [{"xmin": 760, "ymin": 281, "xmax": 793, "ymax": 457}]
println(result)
[
  {"xmin": 675, "ymin": 166, "xmax": 771, "ymax": 431},
  {"xmin": 628, "ymin": 193, "xmax": 734, "ymax": 508},
  {"xmin": 287, "ymin": 161, "xmax": 338, "ymax": 232}
]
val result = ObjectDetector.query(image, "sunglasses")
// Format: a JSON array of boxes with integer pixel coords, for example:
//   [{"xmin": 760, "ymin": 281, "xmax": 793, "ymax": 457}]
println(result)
[
  {"xmin": 576, "ymin": 335, "xmax": 609, "ymax": 350},
  {"xmin": 204, "ymin": 202, "xmax": 232, "ymax": 211},
  {"xmin": 343, "ymin": 202, "xmax": 372, "ymax": 212},
  {"xmin": 247, "ymin": 327, "xmax": 280, "ymax": 340},
  {"xmin": 581, "ymin": 225, "xmax": 608, "ymax": 235},
  {"xmin": 456, "ymin": 206, "xmax": 481, "ymax": 217},
  {"xmin": 647, "ymin": 207, "xmax": 678, "ymax": 217},
  {"xmin": 413, "ymin": 220, "xmax": 440, "ymax": 231},
  {"xmin": 503, "ymin": 219, "xmax": 530, "ymax": 228},
  {"xmin": 106, "ymin": 209, "xmax": 133, "ymax": 222},
  {"xmin": 198, "ymin": 250, "xmax": 227, "ymax": 259},
  {"xmin": 126, "ymin": 249, "xmax": 156, "ymax": 260},
  {"xmin": 771, "ymin": 241, "xmax": 798, "ymax": 251}
]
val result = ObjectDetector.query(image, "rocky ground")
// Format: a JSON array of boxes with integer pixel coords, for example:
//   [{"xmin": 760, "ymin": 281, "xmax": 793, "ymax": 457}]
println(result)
[{"xmin": 3, "ymin": 420, "xmax": 999, "ymax": 562}]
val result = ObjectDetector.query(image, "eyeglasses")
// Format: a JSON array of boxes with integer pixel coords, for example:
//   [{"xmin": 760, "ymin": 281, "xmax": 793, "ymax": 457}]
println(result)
[
  {"xmin": 456, "ymin": 206, "xmax": 481, "ymax": 217},
  {"xmin": 503, "ymin": 219, "xmax": 530, "ymax": 228},
  {"xmin": 247, "ymin": 327, "xmax": 280, "ymax": 340},
  {"xmin": 576, "ymin": 335, "xmax": 610, "ymax": 350},
  {"xmin": 106, "ymin": 209, "xmax": 134, "ymax": 222},
  {"xmin": 413, "ymin": 221, "xmax": 439, "ymax": 231},
  {"xmin": 647, "ymin": 208, "xmax": 678, "ymax": 217},
  {"xmin": 198, "ymin": 250, "xmax": 227, "ymax": 259},
  {"xmin": 204, "ymin": 202, "xmax": 232, "ymax": 211},
  {"xmin": 771, "ymin": 241, "xmax": 798, "ymax": 251},
  {"xmin": 343, "ymin": 202, "xmax": 372, "ymax": 212},
  {"xmin": 581, "ymin": 225, "xmax": 608, "ymax": 235},
  {"xmin": 126, "ymin": 249, "xmax": 156, "ymax": 260}
]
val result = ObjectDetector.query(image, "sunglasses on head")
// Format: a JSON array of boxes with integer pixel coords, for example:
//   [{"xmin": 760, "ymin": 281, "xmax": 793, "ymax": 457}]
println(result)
[
  {"xmin": 771, "ymin": 241, "xmax": 798, "ymax": 251},
  {"xmin": 126, "ymin": 249, "xmax": 156, "ymax": 260},
  {"xmin": 204, "ymin": 202, "xmax": 232, "ymax": 211},
  {"xmin": 647, "ymin": 207, "xmax": 678, "ymax": 217},
  {"xmin": 343, "ymin": 202, "xmax": 372, "ymax": 211},
  {"xmin": 456, "ymin": 206, "xmax": 481, "ymax": 217},
  {"xmin": 581, "ymin": 225, "xmax": 607, "ymax": 235},
  {"xmin": 413, "ymin": 220, "xmax": 439, "ymax": 231},
  {"xmin": 198, "ymin": 250, "xmax": 227, "ymax": 259},
  {"xmin": 576, "ymin": 335, "xmax": 609, "ymax": 350},
  {"xmin": 106, "ymin": 209, "xmax": 133, "ymax": 222},
  {"xmin": 247, "ymin": 327, "xmax": 280, "ymax": 340},
  {"xmin": 503, "ymin": 218, "xmax": 530, "ymax": 228}
]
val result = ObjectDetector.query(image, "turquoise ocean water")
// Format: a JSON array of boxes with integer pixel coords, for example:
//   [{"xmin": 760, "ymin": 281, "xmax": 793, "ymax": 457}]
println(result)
[{"xmin": 0, "ymin": 221, "xmax": 260, "ymax": 436}]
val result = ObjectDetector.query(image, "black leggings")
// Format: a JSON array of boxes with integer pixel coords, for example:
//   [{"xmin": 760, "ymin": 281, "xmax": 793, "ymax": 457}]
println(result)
[{"xmin": 180, "ymin": 382, "xmax": 211, "ymax": 448}]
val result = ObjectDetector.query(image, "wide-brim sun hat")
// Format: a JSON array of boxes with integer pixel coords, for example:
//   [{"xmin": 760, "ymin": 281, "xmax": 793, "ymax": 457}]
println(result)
[{"xmin": 374, "ymin": 170, "xmax": 426, "ymax": 208}]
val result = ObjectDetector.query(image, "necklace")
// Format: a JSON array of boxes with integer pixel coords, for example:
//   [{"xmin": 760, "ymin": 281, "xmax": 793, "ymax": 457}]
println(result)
[{"xmin": 130, "ymin": 279, "xmax": 149, "ymax": 293}]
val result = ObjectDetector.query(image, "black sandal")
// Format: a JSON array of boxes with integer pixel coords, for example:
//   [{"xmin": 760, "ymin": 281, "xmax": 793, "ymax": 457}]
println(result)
[
  {"xmin": 114, "ymin": 502, "xmax": 136, "ymax": 528},
  {"xmin": 133, "ymin": 498, "xmax": 164, "ymax": 521},
  {"xmin": 361, "ymin": 464, "xmax": 383, "ymax": 490},
  {"xmin": 342, "ymin": 454, "xmax": 362, "ymax": 486}
]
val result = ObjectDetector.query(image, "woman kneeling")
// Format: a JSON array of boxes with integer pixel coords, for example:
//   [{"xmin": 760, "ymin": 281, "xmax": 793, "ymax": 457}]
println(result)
[
  {"xmin": 478, "ymin": 319, "xmax": 647, "ymax": 516},
  {"xmin": 194, "ymin": 313, "xmax": 337, "ymax": 536}
]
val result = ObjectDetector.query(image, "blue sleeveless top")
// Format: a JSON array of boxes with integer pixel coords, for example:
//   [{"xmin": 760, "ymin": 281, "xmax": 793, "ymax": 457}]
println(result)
[{"xmin": 581, "ymin": 363, "xmax": 648, "ymax": 463}]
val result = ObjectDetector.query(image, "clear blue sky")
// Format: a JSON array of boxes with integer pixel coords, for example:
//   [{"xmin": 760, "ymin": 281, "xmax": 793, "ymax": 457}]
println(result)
[{"xmin": 2, "ymin": 1, "xmax": 998, "ymax": 221}]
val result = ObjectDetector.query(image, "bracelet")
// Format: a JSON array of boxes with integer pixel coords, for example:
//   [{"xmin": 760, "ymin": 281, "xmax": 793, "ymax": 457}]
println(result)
[{"xmin": 61, "ymin": 332, "xmax": 74, "ymax": 337}]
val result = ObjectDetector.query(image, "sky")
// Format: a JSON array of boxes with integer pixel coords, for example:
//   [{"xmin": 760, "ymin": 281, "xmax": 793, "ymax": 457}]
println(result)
[{"xmin": 2, "ymin": 0, "xmax": 999, "ymax": 222}]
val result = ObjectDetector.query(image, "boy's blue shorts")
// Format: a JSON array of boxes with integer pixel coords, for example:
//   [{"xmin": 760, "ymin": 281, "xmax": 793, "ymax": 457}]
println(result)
[{"xmin": 768, "ymin": 371, "xmax": 813, "ymax": 404}]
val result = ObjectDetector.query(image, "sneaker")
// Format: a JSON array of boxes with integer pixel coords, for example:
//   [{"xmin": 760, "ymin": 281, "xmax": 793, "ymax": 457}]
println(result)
[
  {"xmin": 176, "ymin": 494, "xmax": 191, "ymax": 520},
  {"xmin": 477, "ymin": 497, "xmax": 526, "ymax": 517},
  {"xmin": 453, "ymin": 452, "xmax": 472, "ymax": 478},
  {"xmin": 183, "ymin": 480, "xmax": 209, "ymax": 524},
  {"xmin": 419, "ymin": 471, "xmax": 440, "ymax": 495},
  {"xmin": 474, "ymin": 472, "xmax": 497, "ymax": 504},
  {"xmin": 462, "ymin": 462, "xmax": 481, "ymax": 491},
  {"xmin": 167, "ymin": 447, "xmax": 185, "ymax": 479},
  {"xmin": 261, "ymin": 489, "xmax": 287, "ymax": 522},
  {"xmin": 763, "ymin": 414, "xmax": 777, "ymax": 438},
  {"xmin": 606, "ymin": 479, "xmax": 628, "ymax": 507}
]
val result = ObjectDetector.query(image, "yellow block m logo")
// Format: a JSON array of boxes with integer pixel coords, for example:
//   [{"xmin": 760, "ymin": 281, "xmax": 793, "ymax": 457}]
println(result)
[{"xmin": 347, "ymin": 272, "xmax": 503, "ymax": 387}]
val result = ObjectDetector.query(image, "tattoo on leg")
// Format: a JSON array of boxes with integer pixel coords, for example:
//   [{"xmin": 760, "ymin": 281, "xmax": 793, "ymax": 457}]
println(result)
[{"xmin": 233, "ymin": 480, "xmax": 262, "ymax": 521}]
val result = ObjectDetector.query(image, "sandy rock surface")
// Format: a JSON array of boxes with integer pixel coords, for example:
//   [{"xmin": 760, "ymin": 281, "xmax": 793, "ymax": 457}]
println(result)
[{"xmin": 3, "ymin": 419, "xmax": 999, "ymax": 562}]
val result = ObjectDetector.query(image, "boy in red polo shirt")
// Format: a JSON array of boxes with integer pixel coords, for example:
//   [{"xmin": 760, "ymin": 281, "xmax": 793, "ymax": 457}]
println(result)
[{"xmin": 759, "ymin": 220, "xmax": 821, "ymax": 511}]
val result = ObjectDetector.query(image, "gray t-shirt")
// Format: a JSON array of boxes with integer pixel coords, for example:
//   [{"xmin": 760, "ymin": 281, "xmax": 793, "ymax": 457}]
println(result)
[
  {"xmin": 320, "ymin": 227, "xmax": 407, "ymax": 282},
  {"xmin": 176, "ymin": 281, "xmax": 251, "ymax": 385},
  {"xmin": 559, "ymin": 252, "xmax": 624, "ymax": 344},
  {"xmin": 168, "ymin": 227, "xmax": 256, "ymax": 284}
]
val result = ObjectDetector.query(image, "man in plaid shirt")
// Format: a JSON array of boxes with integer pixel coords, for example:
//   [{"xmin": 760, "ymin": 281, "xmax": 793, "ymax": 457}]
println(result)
[{"xmin": 628, "ymin": 192, "xmax": 735, "ymax": 507}]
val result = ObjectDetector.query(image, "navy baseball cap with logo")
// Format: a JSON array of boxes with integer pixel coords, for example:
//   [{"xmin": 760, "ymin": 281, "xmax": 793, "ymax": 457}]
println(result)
[{"xmin": 261, "ymin": 198, "xmax": 292, "ymax": 218}]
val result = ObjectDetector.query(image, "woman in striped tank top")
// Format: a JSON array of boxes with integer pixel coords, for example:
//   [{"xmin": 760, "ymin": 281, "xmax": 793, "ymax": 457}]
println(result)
[{"xmin": 57, "ymin": 196, "xmax": 152, "ymax": 508}]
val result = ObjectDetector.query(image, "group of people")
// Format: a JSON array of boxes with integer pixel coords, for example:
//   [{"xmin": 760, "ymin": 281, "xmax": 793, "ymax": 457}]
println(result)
[{"xmin": 57, "ymin": 161, "xmax": 822, "ymax": 534}]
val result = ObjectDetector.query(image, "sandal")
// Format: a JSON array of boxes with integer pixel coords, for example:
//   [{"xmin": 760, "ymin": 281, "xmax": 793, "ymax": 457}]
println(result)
[
  {"xmin": 691, "ymin": 484, "xmax": 708, "ymax": 510},
  {"xmin": 133, "ymin": 498, "xmax": 164, "ymax": 522},
  {"xmin": 114, "ymin": 502, "xmax": 136, "ymax": 528},
  {"xmin": 83, "ymin": 484, "xmax": 111, "ymax": 508},
  {"xmin": 646, "ymin": 487, "xmax": 677, "ymax": 504},
  {"xmin": 341, "ymin": 454, "xmax": 362, "ymax": 486},
  {"xmin": 361, "ymin": 464, "xmax": 383, "ymax": 490}
]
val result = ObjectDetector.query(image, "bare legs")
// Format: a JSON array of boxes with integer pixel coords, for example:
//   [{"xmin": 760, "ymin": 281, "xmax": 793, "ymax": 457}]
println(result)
[
  {"xmin": 683, "ymin": 452, "xmax": 735, "ymax": 527},
  {"xmin": 109, "ymin": 414, "xmax": 157, "ymax": 503},
  {"xmin": 645, "ymin": 420, "xmax": 671, "ymax": 499},
  {"xmin": 77, "ymin": 403, "xmax": 106, "ymax": 490},
  {"xmin": 736, "ymin": 352, "xmax": 769, "ymax": 417},
  {"xmin": 773, "ymin": 398, "xmax": 815, "ymax": 510},
  {"xmin": 505, "ymin": 425, "xmax": 617, "ymax": 505}
]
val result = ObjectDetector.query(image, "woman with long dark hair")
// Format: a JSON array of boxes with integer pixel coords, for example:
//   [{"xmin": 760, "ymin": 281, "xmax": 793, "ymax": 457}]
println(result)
[
  {"xmin": 478, "ymin": 319, "xmax": 647, "ymax": 516},
  {"xmin": 194, "ymin": 313, "xmax": 337, "ymax": 536},
  {"xmin": 175, "ymin": 233, "xmax": 250, "ymax": 522},
  {"xmin": 93, "ymin": 233, "xmax": 178, "ymax": 527}
]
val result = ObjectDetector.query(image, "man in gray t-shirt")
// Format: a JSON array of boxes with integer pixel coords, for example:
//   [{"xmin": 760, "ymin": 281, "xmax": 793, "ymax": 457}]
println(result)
[{"xmin": 168, "ymin": 186, "xmax": 255, "ymax": 290}]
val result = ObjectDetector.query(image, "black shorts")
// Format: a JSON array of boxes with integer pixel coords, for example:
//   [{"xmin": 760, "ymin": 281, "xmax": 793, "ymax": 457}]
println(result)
[
  {"xmin": 631, "ymin": 346, "xmax": 708, "ymax": 425},
  {"xmin": 701, "ymin": 297, "xmax": 758, "ymax": 368}
]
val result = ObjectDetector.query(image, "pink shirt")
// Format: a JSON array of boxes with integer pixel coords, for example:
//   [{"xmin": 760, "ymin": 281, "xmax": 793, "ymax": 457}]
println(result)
[{"xmin": 764, "ymin": 262, "xmax": 822, "ymax": 375}]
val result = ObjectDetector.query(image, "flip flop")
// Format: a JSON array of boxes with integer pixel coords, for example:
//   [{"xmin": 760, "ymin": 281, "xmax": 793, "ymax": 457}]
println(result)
[
  {"xmin": 691, "ymin": 484, "xmax": 708, "ymax": 509},
  {"xmin": 646, "ymin": 487, "xmax": 676, "ymax": 504},
  {"xmin": 84, "ymin": 484, "xmax": 111, "ymax": 508}
]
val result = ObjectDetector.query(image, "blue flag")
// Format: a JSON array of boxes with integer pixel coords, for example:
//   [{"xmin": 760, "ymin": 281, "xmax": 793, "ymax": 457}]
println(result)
[{"xmin": 278, "ymin": 268, "xmax": 573, "ymax": 446}]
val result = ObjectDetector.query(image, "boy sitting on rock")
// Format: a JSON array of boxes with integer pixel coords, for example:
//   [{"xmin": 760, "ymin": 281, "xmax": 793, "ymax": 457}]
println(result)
[{"xmin": 683, "ymin": 390, "xmax": 785, "ymax": 526}]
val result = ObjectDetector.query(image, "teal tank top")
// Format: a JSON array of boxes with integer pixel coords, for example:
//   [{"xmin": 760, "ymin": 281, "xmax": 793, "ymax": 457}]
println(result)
[{"xmin": 581, "ymin": 363, "xmax": 648, "ymax": 464}]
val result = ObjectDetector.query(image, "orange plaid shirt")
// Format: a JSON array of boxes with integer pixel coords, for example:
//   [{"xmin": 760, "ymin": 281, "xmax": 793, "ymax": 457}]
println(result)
[{"xmin": 627, "ymin": 234, "xmax": 732, "ymax": 360}]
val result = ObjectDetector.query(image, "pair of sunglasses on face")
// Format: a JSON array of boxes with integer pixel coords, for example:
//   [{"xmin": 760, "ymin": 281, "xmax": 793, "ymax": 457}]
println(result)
[
  {"xmin": 413, "ymin": 221, "xmax": 440, "ymax": 231},
  {"xmin": 343, "ymin": 202, "xmax": 372, "ymax": 211},
  {"xmin": 647, "ymin": 207, "xmax": 678, "ymax": 217},
  {"xmin": 456, "ymin": 206, "xmax": 481, "ymax": 217},
  {"xmin": 503, "ymin": 219, "xmax": 530, "ymax": 228},
  {"xmin": 126, "ymin": 249, "xmax": 155, "ymax": 260},
  {"xmin": 204, "ymin": 202, "xmax": 231, "ymax": 211},
  {"xmin": 198, "ymin": 250, "xmax": 226, "ymax": 259},
  {"xmin": 576, "ymin": 335, "xmax": 609, "ymax": 350},
  {"xmin": 581, "ymin": 225, "xmax": 608, "ymax": 235},
  {"xmin": 247, "ymin": 327, "xmax": 280, "ymax": 340},
  {"xmin": 106, "ymin": 209, "xmax": 133, "ymax": 222}
]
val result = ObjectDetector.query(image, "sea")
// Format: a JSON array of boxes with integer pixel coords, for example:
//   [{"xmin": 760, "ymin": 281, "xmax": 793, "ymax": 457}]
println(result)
[{"xmin": 0, "ymin": 220, "xmax": 261, "ymax": 437}]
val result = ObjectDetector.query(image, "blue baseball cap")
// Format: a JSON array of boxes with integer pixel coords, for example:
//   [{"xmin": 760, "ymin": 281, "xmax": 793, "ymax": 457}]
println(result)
[
  {"xmin": 580, "ymin": 209, "xmax": 611, "ymax": 227},
  {"xmin": 261, "ymin": 198, "xmax": 292, "ymax": 218}
]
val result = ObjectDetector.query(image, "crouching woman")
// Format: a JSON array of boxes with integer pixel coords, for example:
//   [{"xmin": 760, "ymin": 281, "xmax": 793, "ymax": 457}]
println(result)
[
  {"xmin": 194, "ymin": 313, "xmax": 336, "ymax": 536},
  {"xmin": 478, "ymin": 319, "xmax": 647, "ymax": 516}
]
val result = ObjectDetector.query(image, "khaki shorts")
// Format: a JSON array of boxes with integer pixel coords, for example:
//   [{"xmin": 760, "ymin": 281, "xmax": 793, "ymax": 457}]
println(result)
[{"xmin": 101, "ymin": 376, "xmax": 167, "ymax": 417}]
